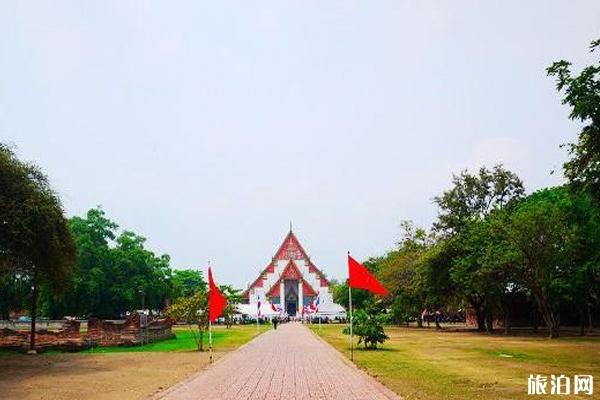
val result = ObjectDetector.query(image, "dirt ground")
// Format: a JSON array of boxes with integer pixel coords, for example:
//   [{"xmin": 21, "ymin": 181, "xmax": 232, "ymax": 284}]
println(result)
[{"xmin": 0, "ymin": 350, "xmax": 222, "ymax": 400}]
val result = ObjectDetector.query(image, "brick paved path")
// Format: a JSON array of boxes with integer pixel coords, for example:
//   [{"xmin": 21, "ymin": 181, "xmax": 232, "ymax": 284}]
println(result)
[{"xmin": 157, "ymin": 322, "xmax": 400, "ymax": 400}]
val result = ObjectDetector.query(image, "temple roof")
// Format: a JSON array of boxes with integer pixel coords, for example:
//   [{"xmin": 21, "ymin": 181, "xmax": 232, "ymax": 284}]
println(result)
[
  {"xmin": 265, "ymin": 260, "xmax": 318, "ymax": 297},
  {"xmin": 242, "ymin": 229, "xmax": 329, "ymax": 299},
  {"xmin": 281, "ymin": 260, "xmax": 302, "ymax": 280}
]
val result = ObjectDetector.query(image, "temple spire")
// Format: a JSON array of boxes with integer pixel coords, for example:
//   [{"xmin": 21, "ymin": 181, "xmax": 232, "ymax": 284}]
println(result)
[{"xmin": 289, "ymin": 220, "xmax": 293, "ymax": 232}]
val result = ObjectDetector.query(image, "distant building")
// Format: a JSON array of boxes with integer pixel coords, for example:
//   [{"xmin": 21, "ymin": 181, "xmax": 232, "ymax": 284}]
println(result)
[{"xmin": 242, "ymin": 228, "xmax": 334, "ymax": 317}]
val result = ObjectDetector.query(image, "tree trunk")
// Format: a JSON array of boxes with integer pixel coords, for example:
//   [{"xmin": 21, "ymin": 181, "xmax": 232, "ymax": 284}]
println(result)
[
  {"xmin": 579, "ymin": 307, "xmax": 586, "ymax": 336},
  {"xmin": 475, "ymin": 306, "xmax": 486, "ymax": 332},
  {"xmin": 29, "ymin": 282, "xmax": 38, "ymax": 353},
  {"xmin": 199, "ymin": 330, "xmax": 204, "ymax": 351},
  {"xmin": 588, "ymin": 303, "xmax": 594, "ymax": 333},
  {"xmin": 532, "ymin": 310, "xmax": 539, "ymax": 333},
  {"xmin": 539, "ymin": 306, "xmax": 560, "ymax": 339},
  {"xmin": 485, "ymin": 308, "xmax": 494, "ymax": 335},
  {"xmin": 503, "ymin": 308, "xmax": 511, "ymax": 335}
]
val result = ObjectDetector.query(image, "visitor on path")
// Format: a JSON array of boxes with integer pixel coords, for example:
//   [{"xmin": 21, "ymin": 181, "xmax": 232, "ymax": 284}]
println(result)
[{"xmin": 272, "ymin": 317, "xmax": 279, "ymax": 330}]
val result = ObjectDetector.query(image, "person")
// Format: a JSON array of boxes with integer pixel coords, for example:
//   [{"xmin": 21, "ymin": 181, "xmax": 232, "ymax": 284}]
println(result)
[{"xmin": 272, "ymin": 316, "xmax": 279, "ymax": 330}]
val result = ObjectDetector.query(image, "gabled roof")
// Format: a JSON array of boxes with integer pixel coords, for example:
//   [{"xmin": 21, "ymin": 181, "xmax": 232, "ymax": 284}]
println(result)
[
  {"xmin": 281, "ymin": 260, "xmax": 302, "ymax": 280},
  {"xmin": 274, "ymin": 230, "xmax": 310, "ymax": 260},
  {"xmin": 264, "ymin": 260, "xmax": 319, "ymax": 298},
  {"xmin": 242, "ymin": 228, "xmax": 329, "ymax": 299},
  {"xmin": 275, "ymin": 230, "xmax": 328, "ymax": 282}
]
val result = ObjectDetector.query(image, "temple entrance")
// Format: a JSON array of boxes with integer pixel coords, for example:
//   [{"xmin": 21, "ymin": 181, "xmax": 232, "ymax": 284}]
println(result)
[
  {"xmin": 286, "ymin": 302, "xmax": 297, "ymax": 316},
  {"xmin": 284, "ymin": 279, "xmax": 299, "ymax": 316}
]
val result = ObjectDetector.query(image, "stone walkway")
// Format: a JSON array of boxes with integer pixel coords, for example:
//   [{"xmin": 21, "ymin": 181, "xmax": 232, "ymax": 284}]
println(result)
[{"xmin": 156, "ymin": 322, "xmax": 400, "ymax": 400}]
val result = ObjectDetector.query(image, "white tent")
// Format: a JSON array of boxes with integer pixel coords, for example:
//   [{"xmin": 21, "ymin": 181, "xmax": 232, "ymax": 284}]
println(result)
[
  {"xmin": 315, "ymin": 302, "xmax": 346, "ymax": 318},
  {"xmin": 236, "ymin": 303, "xmax": 280, "ymax": 318}
]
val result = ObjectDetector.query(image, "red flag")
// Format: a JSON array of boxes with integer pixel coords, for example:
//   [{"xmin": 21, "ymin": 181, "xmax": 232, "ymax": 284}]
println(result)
[
  {"xmin": 208, "ymin": 267, "xmax": 227, "ymax": 322},
  {"xmin": 348, "ymin": 254, "xmax": 388, "ymax": 295}
]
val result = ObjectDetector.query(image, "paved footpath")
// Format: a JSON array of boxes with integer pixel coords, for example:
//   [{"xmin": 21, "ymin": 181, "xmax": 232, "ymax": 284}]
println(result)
[{"xmin": 156, "ymin": 322, "xmax": 400, "ymax": 400}]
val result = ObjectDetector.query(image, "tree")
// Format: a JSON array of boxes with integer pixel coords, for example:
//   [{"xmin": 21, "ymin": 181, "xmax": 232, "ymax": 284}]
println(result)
[
  {"xmin": 0, "ymin": 143, "xmax": 76, "ymax": 351},
  {"xmin": 332, "ymin": 280, "xmax": 373, "ymax": 310},
  {"xmin": 343, "ymin": 306, "xmax": 389, "ymax": 349},
  {"xmin": 0, "ymin": 272, "xmax": 30, "ymax": 320},
  {"xmin": 434, "ymin": 164, "xmax": 524, "ymax": 235},
  {"xmin": 47, "ymin": 208, "xmax": 118, "ymax": 318},
  {"xmin": 172, "ymin": 269, "xmax": 207, "ymax": 300},
  {"xmin": 506, "ymin": 187, "xmax": 599, "ymax": 338},
  {"xmin": 433, "ymin": 164, "xmax": 524, "ymax": 331},
  {"xmin": 415, "ymin": 239, "xmax": 456, "ymax": 327},
  {"xmin": 452, "ymin": 211, "xmax": 522, "ymax": 334},
  {"xmin": 39, "ymin": 207, "xmax": 179, "ymax": 319},
  {"xmin": 165, "ymin": 290, "xmax": 208, "ymax": 351},
  {"xmin": 219, "ymin": 284, "xmax": 242, "ymax": 328},
  {"xmin": 547, "ymin": 39, "xmax": 600, "ymax": 202},
  {"xmin": 378, "ymin": 221, "xmax": 431, "ymax": 326}
]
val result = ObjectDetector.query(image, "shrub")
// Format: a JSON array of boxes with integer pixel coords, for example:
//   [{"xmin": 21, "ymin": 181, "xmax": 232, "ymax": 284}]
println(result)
[{"xmin": 343, "ymin": 308, "xmax": 389, "ymax": 349}]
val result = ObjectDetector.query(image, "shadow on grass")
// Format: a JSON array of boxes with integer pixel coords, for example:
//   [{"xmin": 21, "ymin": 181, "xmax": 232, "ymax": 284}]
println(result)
[{"xmin": 351, "ymin": 346, "xmax": 401, "ymax": 353}]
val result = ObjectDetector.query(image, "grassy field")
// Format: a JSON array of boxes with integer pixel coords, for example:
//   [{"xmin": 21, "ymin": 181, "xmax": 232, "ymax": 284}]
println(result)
[
  {"xmin": 0, "ymin": 325, "xmax": 269, "ymax": 400},
  {"xmin": 310, "ymin": 324, "xmax": 600, "ymax": 400},
  {"xmin": 82, "ymin": 324, "xmax": 265, "ymax": 353}
]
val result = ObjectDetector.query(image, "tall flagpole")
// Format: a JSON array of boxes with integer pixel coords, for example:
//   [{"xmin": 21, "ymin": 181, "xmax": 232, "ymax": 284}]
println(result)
[
  {"xmin": 208, "ymin": 261, "xmax": 213, "ymax": 364},
  {"xmin": 348, "ymin": 251, "xmax": 354, "ymax": 362},
  {"xmin": 209, "ymin": 318, "xmax": 213, "ymax": 364}
]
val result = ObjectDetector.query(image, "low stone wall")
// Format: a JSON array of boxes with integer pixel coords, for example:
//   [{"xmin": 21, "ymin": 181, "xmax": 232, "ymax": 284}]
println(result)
[
  {"xmin": 0, "ymin": 318, "xmax": 86, "ymax": 351},
  {"xmin": 88, "ymin": 313, "xmax": 174, "ymax": 346},
  {"xmin": 0, "ymin": 313, "xmax": 174, "ymax": 351}
]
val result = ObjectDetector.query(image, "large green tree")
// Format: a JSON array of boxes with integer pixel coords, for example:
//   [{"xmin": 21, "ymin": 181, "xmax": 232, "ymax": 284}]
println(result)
[
  {"xmin": 41, "ymin": 207, "xmax": 178, "ymax": 319},
  {"xmin": 507, "ymin": 187, "xmax": 600, "ymax": 338},
  {"xmin": 547, "ymin": 39, "xmax": 600, "ymax": 202},
  {"xmin": 0, "ymin": 144, "xmax": 76, "ymax": 350},
  {"xmin": 434, "ymin": 164, "xmax": 524, "ymax": 235},
  {"xmin": 451, "ymin": 211, "xmax": 521, "ymax": 333},
  {"xmin": 432, "ymin": 164, "xmax": 524, "ymax": 331},
  {"xmin": 171, "ymin": 269, "xmax": 207, "ymax": 300},
  {"xmin": 377, "ymin": 221, "xmax": 431, "ymax": 326}
]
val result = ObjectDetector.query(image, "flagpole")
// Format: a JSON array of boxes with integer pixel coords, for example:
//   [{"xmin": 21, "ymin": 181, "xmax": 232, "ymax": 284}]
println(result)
[
  {"xmin": 349, "ymin": 284, "xmax": 353, "ymax": 362},
  {"xmin": 208, "ymin": 261, "xmax": 213, "ymax": 364},
  {"xmin": 348, "ymin": 251, "xmax": 354, "ymax": 362},
  {"xmin": 209, "ymin": 318, "xmax": 213, "ymax": 364}
]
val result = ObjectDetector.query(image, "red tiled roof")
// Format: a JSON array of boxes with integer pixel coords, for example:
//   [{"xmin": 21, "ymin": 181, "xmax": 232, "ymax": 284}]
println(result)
[{"xmin": 243, "ymin": 229, "xmax": 330, "ymax": 299}]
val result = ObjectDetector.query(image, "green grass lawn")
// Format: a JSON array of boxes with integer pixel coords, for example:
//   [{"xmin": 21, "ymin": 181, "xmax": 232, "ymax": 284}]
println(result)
[
  {"xmin": 82, "ymin": 324, "xmax": 269, "ymax": 353},
  {"xmin": 310, "ymin": 324, "xmax": 600, "ymax": 400}
]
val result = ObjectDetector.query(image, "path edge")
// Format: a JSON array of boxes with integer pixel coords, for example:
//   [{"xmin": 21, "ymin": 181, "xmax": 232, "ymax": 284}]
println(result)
[
  {"xmin": 148, "ymin": 328, "xmax": 272, "ymax": 400},
  {"xmin": 304, "ymin": 324, "xmax": 403, "ymax": 400}
]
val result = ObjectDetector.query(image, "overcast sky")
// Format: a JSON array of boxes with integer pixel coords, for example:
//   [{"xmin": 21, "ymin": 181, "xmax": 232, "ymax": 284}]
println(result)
[{"xmin": 1, "ymin": 1, "xmax": 599, "ymax": 287}]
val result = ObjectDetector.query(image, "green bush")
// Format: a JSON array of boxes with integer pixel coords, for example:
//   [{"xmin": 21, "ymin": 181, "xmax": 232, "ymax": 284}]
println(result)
[{"xmin": 343, "ymin": 308, "xmax": 389, "ymax": 349}]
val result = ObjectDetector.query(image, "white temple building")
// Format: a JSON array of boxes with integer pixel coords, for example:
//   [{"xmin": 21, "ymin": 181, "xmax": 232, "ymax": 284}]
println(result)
[{"xmin": 241, "ymin": 228, "xmax": 342, "ymax": 318}]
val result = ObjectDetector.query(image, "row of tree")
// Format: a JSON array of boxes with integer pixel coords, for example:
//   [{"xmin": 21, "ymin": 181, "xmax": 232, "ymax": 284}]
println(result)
[
  {"xmin": 333, "ymin": 39, "xmax": 600, "ymax": 339},
  {"xmin": 0, "ymin": 140, "xmax": 241, "ymax": 329},
  {"xmin": 0, "ymin": 142, "xmax": 242, "ymax": 351},
  {"xmin": 0, "ymin": 193, "xmax": 209, "ymax": 320}
]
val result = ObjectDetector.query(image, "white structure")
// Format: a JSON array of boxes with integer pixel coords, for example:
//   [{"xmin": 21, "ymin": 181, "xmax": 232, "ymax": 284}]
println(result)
[{"xmin": 242, "ymin": 228, "xmax": 339, "ymax": 317}]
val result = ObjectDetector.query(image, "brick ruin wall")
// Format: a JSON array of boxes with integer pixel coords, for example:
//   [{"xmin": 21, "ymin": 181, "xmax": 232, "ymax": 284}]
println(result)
[{"xmin": 0, "ymin": 313, "xmax": 174, "ymax": 351}]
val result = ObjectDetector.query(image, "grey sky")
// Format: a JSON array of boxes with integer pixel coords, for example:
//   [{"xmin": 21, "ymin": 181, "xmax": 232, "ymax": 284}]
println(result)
[{"xmin": 1, "ymin": 1, "xmax": 599, "ymax": 287}]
